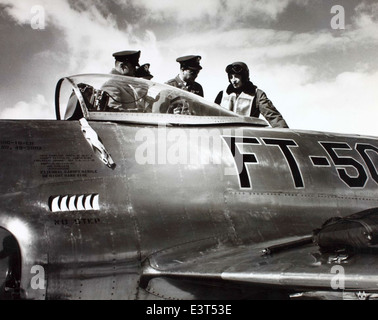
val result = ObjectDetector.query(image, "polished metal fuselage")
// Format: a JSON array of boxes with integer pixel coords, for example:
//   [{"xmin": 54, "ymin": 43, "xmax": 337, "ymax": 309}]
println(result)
[{"xmin": 0, "ymin": 119, "xmax": 377, "ymax": 299}]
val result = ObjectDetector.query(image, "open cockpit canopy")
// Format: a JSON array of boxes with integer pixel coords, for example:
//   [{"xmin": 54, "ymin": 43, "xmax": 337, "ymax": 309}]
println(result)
[{"xmin": 55, "ymin": 74, "xmax": 268, "ymax": 126}]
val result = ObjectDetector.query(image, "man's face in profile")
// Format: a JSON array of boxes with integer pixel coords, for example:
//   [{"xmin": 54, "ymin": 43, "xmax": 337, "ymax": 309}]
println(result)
[{"xmin": 181, "ymin": 68, "xmax": 199, "ymax": 83}]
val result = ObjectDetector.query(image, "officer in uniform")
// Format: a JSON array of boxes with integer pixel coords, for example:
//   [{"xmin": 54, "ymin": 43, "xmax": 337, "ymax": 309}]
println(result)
[
  {"xmin": 65, "ymin": 50, "xmax": 143, "ymax": 117},
  {"xmin": 165, "ymin": 55, "xmax": 204, "ymax": 97},
  {"xmin": 102, "ymin": 50, "xmax": 143, "ymax": 111}
]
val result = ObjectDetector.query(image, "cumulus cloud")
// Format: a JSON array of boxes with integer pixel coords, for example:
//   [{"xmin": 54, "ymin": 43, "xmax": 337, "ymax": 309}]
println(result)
[
  {"xmin": 0, "ymin": 94, "xmax": 53, "ymax": 119},
  {"xmin": 0, "ymin": 0, "xmax": 377, "ymax": 136},
  {"xmin": 160, "ymin": 28, "xmax": 344, "ymax": 63},
  {"xmin": 121, "ymin": 0, "xmax": 293, "ymax": 23},
  {"xmin": 349, "ymin": 2, "xmax": 378, "ymax": 44},
  {"xmin": 257, "ymin": 65, "xmax": 378, "ymax": 136},
  {"xmin": 0, "ymin": 0, "xmax": 160, "ymax": 74}
]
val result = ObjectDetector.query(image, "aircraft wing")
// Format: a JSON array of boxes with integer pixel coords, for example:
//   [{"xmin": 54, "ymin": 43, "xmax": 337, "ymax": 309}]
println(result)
[{"xmin": 141, "ymin": 236, "xmax": 378, "ymax": 300}]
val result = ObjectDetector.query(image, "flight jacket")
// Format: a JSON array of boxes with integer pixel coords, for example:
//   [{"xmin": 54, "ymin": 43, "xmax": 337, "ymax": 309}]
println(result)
[{"xmin": 215, "ymin": 81, "xmax": 289, "ymax": 128}]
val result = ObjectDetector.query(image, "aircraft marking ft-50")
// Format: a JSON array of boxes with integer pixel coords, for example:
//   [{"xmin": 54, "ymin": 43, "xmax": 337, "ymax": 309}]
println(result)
[{"xmin": 1, "ymin": 74, "xmax": 378, "ymax": 300}]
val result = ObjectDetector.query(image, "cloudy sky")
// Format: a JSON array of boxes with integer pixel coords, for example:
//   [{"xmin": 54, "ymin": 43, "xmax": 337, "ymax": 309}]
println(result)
[{"xmin": 0, "ymin": 0, "xmax": 377, "ymax": 136}]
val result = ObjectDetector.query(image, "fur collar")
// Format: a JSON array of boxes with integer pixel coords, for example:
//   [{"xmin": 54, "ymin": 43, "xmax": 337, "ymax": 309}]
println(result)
[{"xmin": 226, "ymin": 81, "xmax": 257, "ymax": 96}]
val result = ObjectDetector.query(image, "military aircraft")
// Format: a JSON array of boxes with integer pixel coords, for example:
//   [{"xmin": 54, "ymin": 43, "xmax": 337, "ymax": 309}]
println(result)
[{"xmin": 1, "ymin": 74, "xmax": 378, "ymax": 300}]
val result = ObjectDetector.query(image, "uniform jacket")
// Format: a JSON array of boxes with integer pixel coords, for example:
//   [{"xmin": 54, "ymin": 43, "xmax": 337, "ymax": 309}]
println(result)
[
  {"xmin": 101, "ymin": 69, "xmax": 141, "ymax": 111},
  {"xmin": 215, "ymin": 81, "xmax": 289, "ymax": 128},
  {"xmin": 165, "ymin": 75, "xmax": 204, "ymax": 97}
]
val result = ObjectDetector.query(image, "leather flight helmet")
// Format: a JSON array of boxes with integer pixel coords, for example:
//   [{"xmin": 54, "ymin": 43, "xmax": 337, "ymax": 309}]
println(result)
[{"xmin": 225, "ymin": 62, "xmax": 250, "ymax": 81}]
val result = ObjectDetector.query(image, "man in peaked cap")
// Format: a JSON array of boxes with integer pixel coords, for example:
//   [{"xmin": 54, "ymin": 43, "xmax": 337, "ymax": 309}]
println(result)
[
  {"xmin": 110, "ymin": 50, "xmax": 141, "ymax": 77},
  {"xmin": 100, "ymin": 50, "xmax": 143, "ymax": 111},
  {"xmin": 165, "ymin": 55, "xmax": 204, "ymax": 97}
]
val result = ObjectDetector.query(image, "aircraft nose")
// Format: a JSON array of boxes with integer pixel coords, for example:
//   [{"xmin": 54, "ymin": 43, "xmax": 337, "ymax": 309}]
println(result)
[{"xmin": 0, "ymin": 228, "xmax": 21, "ymax": 300}]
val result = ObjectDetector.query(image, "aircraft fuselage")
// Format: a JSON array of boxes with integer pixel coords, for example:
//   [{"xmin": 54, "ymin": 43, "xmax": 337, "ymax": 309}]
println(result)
[{"xmin": 0, "ymin": 120, "xmax": 377, "ymax": 299}]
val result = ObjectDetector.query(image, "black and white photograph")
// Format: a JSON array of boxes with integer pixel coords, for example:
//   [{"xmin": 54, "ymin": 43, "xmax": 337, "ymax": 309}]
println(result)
[{"xmin": 0, "ymin": 0, "xmax": 378, "ymax": 306}]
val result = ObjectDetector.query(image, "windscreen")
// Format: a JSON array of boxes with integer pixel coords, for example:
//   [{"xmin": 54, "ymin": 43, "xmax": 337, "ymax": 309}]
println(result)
[{"xmin": 56, "ymin": 74, "xmax": 268, "ymax": 127}]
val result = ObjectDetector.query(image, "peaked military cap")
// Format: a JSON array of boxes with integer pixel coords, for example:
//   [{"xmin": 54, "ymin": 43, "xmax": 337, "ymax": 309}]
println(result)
[
  {"xmin": 135, "ymin": 63, "xmax": 153, "ymax": 80},
  {"xmin": 176, "ymin": 55, "xmax": 202, "ymax": 70},
  {"xmin": 113, "ymin": 50, "xmax": 141, "ymax": 66}
]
